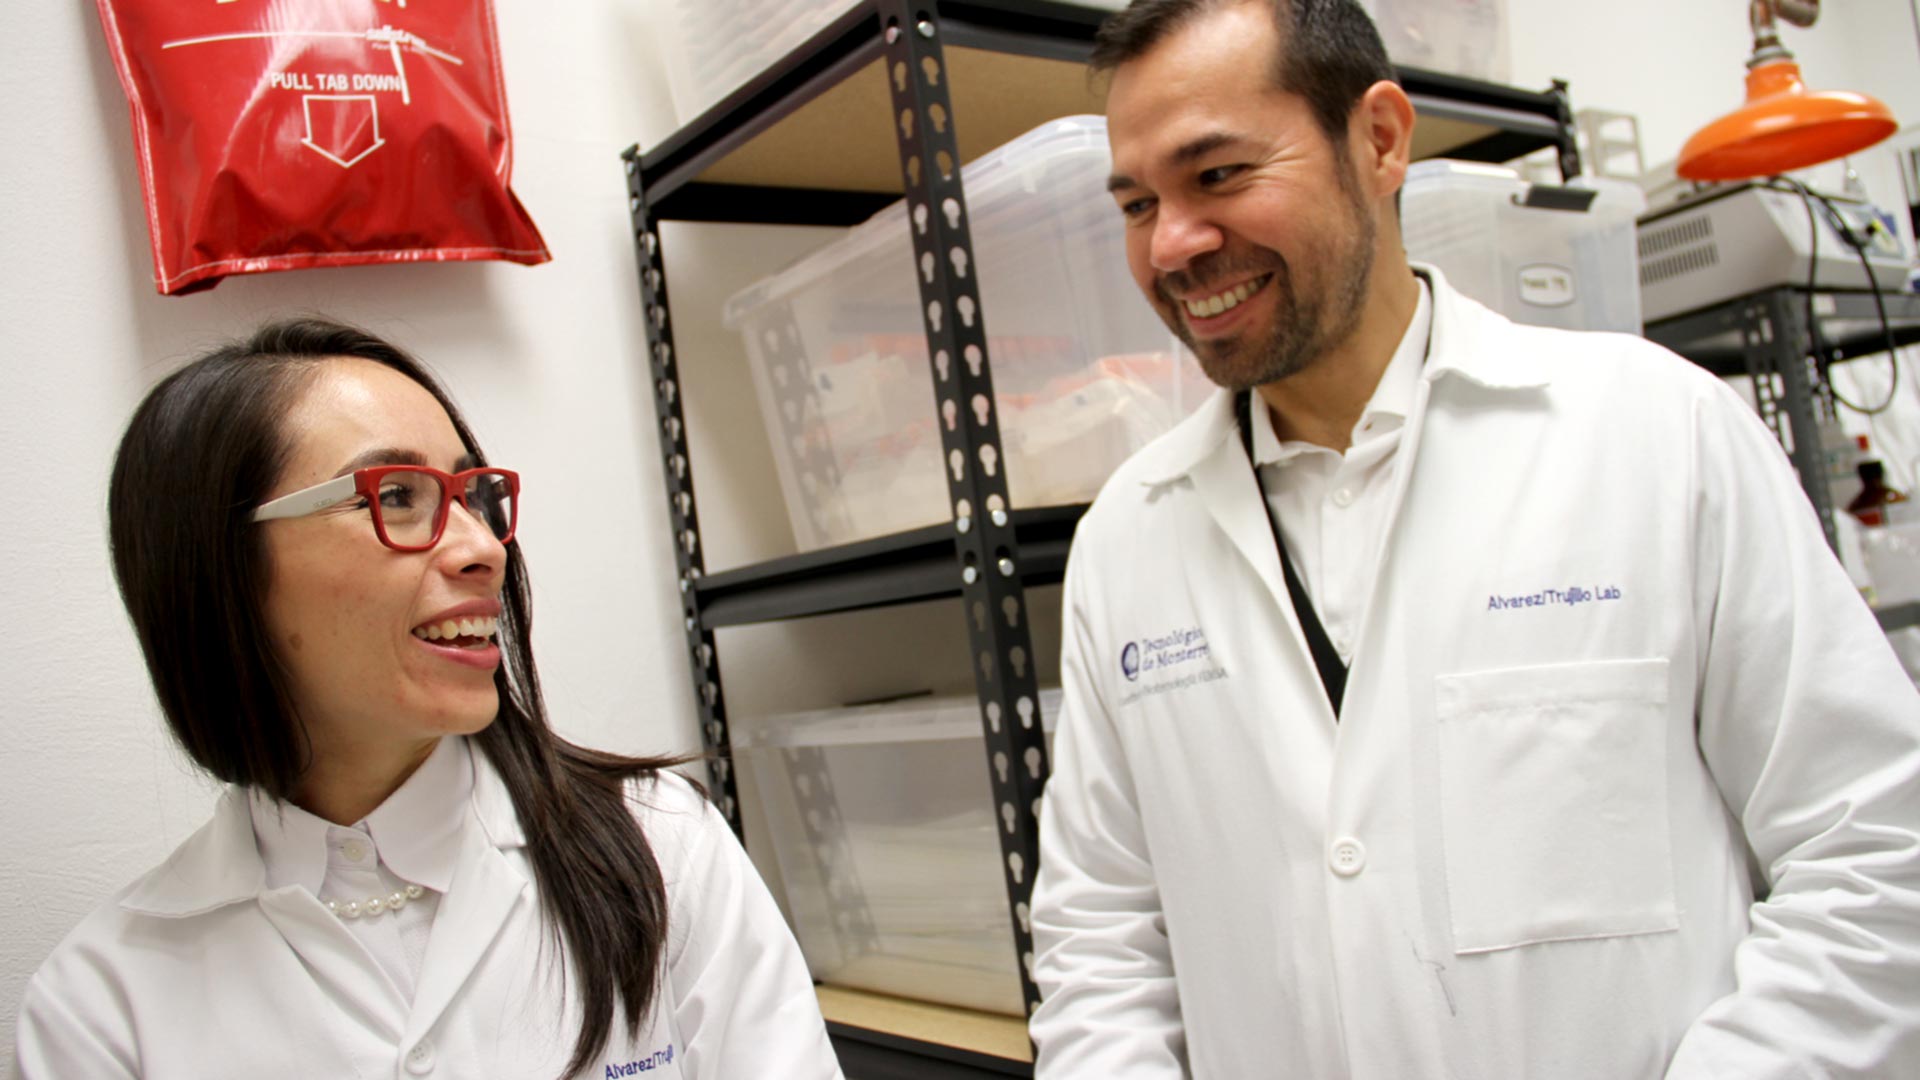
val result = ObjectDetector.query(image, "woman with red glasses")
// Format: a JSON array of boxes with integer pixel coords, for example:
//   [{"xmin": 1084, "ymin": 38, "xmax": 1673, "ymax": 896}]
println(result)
[{"xmin": 14, "ymin": 319, "xmax": 842, "ymax": 1079}]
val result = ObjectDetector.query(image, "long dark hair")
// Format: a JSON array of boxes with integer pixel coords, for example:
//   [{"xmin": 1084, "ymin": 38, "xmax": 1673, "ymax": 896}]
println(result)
[{"xmin": 109, "ymin": 317, "xmax": 682, "ymax": 1075}]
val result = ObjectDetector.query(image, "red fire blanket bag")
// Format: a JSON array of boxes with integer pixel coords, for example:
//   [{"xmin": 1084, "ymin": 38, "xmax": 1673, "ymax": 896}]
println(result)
[{"xmin": 95, "ymin": 0, "xmax": 549, "ymax": 295}]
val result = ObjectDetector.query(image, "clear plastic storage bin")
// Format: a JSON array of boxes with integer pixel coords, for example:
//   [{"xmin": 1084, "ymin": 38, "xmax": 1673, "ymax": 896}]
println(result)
[
  {"xmin": 725, "ymin": 115, "xmax": 1206, "ymax": 552},
  {"xmin": 731, "ymin": 689, "xmax": 1062, "ymax": 1016},
  {"xmin": 1402, "ymin": 160, "xmax": 1646, "ymax": 334},
  {"xmin": 658, "ymin": 0, "xmax": 1504, "ymax": 125},
  {"xmin": 658, "ymin": 0, "xmax": 842, "ymax": 127},
  {"xmin": 1364, "ymin": 0, "xmax": 1510, "ymax": 85},
  {"xmin": 659, "ymin": 0, "xmax": 1131, "ymax": 128}
]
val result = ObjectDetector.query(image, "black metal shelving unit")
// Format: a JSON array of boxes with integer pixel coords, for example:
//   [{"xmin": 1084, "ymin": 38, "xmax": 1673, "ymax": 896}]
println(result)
[
  {"xmin": 1646, "ymin": 286, "xmax": 1920, "ymax": 636},
  {"xmin": 620, "ymin": 2, "xmax": 1580, "ymax": 1072},
  {"xmin": 825, "ymin": 1017, "xmax": 1034, "ymax": 1080},
  {"xmin": 695, "ymin": 506, "xmax": 1082, "ymax": 627},
  {"xmin": 1879, "ymin": 602, "xmax": 1920, "ymax": 633}
]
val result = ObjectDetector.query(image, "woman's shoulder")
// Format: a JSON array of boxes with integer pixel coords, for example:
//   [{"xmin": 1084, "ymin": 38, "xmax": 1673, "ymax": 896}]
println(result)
[
  {"xmin": 26, "ymin": 878, "xmax": 153, "ymax": 1011},
  {"xmin": 625, "ymin": 765, "xmax": 707, "ymax": 809},
  {"xmin": 16, "ymin": 890, "xmax": 146, "ymax": 1075},
  {"xmin": 622, "ymin": 767, "xmax": 724, "ymax": 864},
  {"xmin": 21, "ymin": 795, "xmax": 259, "ymax": 1062}
]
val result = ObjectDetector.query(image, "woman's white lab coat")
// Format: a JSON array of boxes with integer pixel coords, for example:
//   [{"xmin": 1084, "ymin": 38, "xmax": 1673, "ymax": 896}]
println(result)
[
  {"xmin": 1029, "ymin": 269, "xmax": 1920, "ymax": 1078},
  {"xmin": 14, "ymin": 749, "xmax": 843, "ymax": 1079}
]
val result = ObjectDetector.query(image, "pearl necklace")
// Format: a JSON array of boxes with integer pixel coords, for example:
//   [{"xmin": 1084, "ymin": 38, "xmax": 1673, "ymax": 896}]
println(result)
[{"xmin": 324, "ymin": 883, "xmax": 426, "ymax": 920}]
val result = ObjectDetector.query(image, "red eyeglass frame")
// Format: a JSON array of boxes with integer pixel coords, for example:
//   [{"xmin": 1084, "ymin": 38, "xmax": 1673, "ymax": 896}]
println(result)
[{"xmin": 252, "ymin": 465, "xmax": 521, "ymax": 553}]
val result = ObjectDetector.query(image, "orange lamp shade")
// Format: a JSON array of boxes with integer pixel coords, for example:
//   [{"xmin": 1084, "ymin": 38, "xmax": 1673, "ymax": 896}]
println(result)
[{"xmin": 1678, "ymin": 59, "xmax": 1898, "ymax": 181}]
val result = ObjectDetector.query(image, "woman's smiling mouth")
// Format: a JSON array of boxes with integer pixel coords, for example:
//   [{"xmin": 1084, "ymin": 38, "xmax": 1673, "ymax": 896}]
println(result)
[{"xmin": 410, "ymin": 614, "xmax": 499, "ymax": 646}]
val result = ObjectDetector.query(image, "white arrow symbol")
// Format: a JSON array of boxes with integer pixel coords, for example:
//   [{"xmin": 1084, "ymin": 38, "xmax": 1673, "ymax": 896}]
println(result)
[{"xmin": 300, "ymin": 94, "xmax": 386, "ymax": 168}]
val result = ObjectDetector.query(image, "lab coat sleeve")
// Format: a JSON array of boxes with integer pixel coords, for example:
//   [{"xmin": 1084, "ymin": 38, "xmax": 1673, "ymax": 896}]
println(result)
[
  {"xmin": 1029, "ymin": 542, "xmax": 1188, "ymax": 1077},
  {"xmin": 650, "ymin": 774, "xmax": 844, "ymax": 1080},
  {"xmin": 12, "ymin": 969, "xmax": 139, "ymax": 1080},
  {"xmin": 1667, "ymin": 375, "xmax": 1920, "ymax": 1078}
]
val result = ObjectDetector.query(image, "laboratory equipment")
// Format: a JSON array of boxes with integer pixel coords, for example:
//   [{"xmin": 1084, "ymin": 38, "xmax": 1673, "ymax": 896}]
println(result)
[{"xmin": 1638, "ymin": 181, "xmax": 1910, "ymax": 322}]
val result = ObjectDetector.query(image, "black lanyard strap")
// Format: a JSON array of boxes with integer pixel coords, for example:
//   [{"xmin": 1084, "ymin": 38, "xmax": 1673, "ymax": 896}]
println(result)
[{"xmin": 1236, "ymin": 389, "xmax": 1349, "ymax": 717}]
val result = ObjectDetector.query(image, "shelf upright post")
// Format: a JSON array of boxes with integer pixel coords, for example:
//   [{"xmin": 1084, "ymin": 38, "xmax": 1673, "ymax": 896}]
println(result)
[
  {"xmin": 1738, "ymin": 288, "xmax": 1841, "ymax": 551},
  {"xmin": 1549, "ymin": 79, "xmax": 1582, "ymax": 182},
  {"xmin": 876, "ymin": 0, "xmax": 1050, "ymax": 1017},
  {"xmin": 623, "ymin": 147, "xmax": 744, "ymax": 837}
]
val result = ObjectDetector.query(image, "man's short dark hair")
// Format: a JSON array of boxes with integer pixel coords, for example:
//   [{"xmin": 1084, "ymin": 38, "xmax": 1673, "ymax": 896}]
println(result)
[{"xmin": 1090, "ymin": 0, "xmax": 1396, "ymax": 147}]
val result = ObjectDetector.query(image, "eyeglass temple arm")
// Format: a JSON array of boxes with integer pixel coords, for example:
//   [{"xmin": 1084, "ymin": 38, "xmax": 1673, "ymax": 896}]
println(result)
[{"xmin": 251, "ymin": 474, "xmax": 361, "ymax": 522}]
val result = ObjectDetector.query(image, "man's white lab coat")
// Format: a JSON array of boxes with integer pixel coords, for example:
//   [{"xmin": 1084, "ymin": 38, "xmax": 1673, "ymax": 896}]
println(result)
[
  {"xmin": 14, "ymin": 748, "xmax": 843, "ymax": 1079},
  {"xmin": 1029, "ymin": 269, "xmax": 1920, "ymax": 1078}
]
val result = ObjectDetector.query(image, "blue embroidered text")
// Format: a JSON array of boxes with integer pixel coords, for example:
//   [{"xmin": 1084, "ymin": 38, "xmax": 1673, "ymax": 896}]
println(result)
[
  {"xmin": 1486, "ymin": 585, "xmax": 1623, "ymax": 612},
  {"xmin": 606, "ymin": 1044, "xmax": 674, "ymax": 1077}
]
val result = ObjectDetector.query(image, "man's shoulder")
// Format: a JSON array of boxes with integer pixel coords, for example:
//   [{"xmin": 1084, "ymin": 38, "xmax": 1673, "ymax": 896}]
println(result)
[
  {"xmin": 1428, "ymin": 272, "xmax": 1703, "ymax": 388},
  {"xmin": 1480, "ymin": 307, "xmax": 1721, "ymax": 399}
]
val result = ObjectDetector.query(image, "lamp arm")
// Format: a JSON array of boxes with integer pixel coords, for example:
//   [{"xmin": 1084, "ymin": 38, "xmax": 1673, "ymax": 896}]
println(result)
[
  {"xmin": 1774, "ymin": 0, "xmax": 1820, "ymax": 29},
  {"xmin": 1749, "ymin": 0, "xmax": 1818, "ymax": 66}
]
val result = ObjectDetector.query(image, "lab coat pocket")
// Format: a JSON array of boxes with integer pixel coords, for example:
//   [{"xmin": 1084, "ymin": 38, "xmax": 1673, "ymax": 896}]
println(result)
[{"xmin": 1435, "ymin": 658, "xmax": 1677, "ymax": 955}]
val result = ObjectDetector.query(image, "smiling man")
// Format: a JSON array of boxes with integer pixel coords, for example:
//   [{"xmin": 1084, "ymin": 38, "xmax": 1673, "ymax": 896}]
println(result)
[{"xmin": 1026, "ymin": 1, "xmax": 1920, "ymax": 1077}]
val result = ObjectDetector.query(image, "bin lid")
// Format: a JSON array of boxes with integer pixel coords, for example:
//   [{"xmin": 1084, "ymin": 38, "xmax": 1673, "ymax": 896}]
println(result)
[
  {"xmin": 730, "ymin": 688, "xmax": 1064, "ymax": 749},
  {"xmin": 1405, "ymin": 158, "xmax": 1526, "ymax": 197},
  {"xmin": 1404, "ymin": 158, "xmax": 1645, "ymax": 220},
  {"xmin": 723, "ymin": 116, "xmax": 1115, "ymax": 327}
]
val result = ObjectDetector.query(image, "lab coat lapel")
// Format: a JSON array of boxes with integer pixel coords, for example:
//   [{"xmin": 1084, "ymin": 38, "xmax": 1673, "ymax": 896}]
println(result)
[
  {"xmin": 1340, "ymin": 373, "xmax": 1432, "ymax": 717},
  {"xmin": 257, "ymin": 887, "xmax": 410, "ymax": 1043},
  {"xmin": 124, "ymin": 787, "xmax": 413, "ymax": 1044},
  {"xmin": 1186, "ymin": 434, "xmax": 1335, "ymax": 725},
  {"xmin": 1188, "ymin": 438, "xmax": 1289, "ymax": 613},
  {"xmin": 405, "ymin": 811, "xmax": 531, "ymax": 1044},
  {"xmin": 1341, "ymin": 270, "xmax": 1545, "ymax": 705}
]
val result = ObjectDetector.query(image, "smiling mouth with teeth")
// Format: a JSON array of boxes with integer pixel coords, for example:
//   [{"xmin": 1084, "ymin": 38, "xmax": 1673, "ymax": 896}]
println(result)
[
  {"xmin": 1182, "ymin": 274, "xmax": 1271, "ymax": 319},
  {"xmin": 411, "ymin": 615, "xmax": 501, "ymax": 649}
]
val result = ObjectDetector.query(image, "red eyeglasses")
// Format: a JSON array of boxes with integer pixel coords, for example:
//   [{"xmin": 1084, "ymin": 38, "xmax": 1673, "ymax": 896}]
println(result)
[{"xmin": 252, "ymin": 466, "xmax": 520, "ymax": 552}]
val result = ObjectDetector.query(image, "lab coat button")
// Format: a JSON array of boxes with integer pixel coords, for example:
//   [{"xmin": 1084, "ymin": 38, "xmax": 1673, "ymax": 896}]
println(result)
[
  {"xmin": 405, "ymin": 1039, "xmax": 435, "ymax": 1074},
  {"xmin": 1329, "ymin": 838, "xmax": 1366, "ymax": 877}
]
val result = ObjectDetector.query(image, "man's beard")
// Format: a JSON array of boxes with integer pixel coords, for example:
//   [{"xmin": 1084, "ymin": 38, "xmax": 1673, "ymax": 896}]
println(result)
[{"xmin": 1152, "ymin": 188, "xmax": 1377, "ymax": 393}]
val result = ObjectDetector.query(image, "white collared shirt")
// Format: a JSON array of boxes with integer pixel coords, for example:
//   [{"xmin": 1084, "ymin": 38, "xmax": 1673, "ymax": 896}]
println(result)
[
  {"xmin": 249, "ymin": 737, "xmax": 469, "ymax": 1001},
  {"xmin": 1250, "ymin": 278, "xmax": 1432, "ymax": 662}
]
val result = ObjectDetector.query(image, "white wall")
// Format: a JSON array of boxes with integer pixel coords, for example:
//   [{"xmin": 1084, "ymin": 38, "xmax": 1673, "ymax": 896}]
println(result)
[{"xmin": 3, "ymin": 0, "xmax": 1918, "ymax": 1061}]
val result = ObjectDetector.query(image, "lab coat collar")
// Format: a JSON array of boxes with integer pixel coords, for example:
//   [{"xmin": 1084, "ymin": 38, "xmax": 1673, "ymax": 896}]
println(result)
[
  {"xmin": 119, "ymin": 787, "xmax": 268, "ymax": 919},
  {"xmin": 245, "ymin": 736, "xmax": 473, "ymax": 897},
  {"xmin": 1251, "ymin": 276, "xmax": 1431, "ymax": 466},
  {"xmin": 1417, "ymin": 264, "xmax": 1553, "ymax": 393},
  {"xmin": 122, "ymin": 737, "xmax": 527, "ymax": 919},
  {"xmin": 365, "ymin": 736, "xmax": 475, "ymax": 893},
  {"xmin": 1139, "ymin": 264, "xmax": 1547, "ymax": 486},
  {"xmin": 248, "ymin": 786, "xmax": 334, "ymax": 898},
  {"xmin": 467, "ymin": 737, "xmax": 528, "ymax": 851}
]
